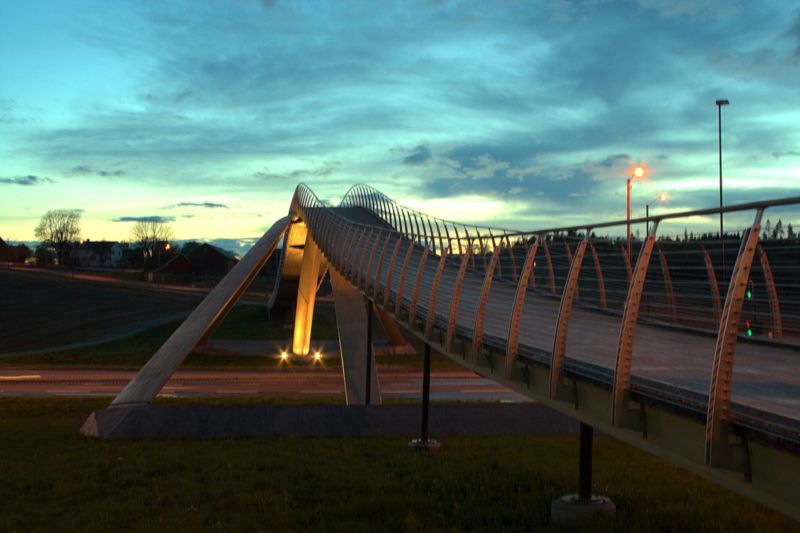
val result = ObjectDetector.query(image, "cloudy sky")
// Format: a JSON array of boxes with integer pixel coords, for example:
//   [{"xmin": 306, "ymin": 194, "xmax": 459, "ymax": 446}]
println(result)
[{"xmin": 2, "ymin": 0, "xmax": 799, "ymax": 252}]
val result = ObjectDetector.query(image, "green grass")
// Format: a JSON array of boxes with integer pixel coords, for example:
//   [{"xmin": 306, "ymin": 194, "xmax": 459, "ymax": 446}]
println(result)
[{"xmin": 0, "ymin": 398, "xmax": 795, "ymax": 532}]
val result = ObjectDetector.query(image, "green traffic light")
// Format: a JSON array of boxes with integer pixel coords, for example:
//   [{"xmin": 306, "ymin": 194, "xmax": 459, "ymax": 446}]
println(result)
[
  {"xmin": 746, "ymin": 328, "xmax": 753, "ymax": 337},
  {"xmin": 746, "ymin": 289, "xmax": 753, "ymax": 299}
]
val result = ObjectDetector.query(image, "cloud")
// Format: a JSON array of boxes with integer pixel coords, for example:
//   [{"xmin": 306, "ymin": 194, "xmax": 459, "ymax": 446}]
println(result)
[
  {"xmin": 0, "ymin": 98, "xmax": 32, "ymax": 124},
  {"xmin": 772, "ymin": 151, "xmax": 800, "ymax": 159},
  {"xmin": 168, "ymin": 201, "xmax": 229, "ymax": 209},
  {"xmin": 402, "ymin": 145, "xmax": 433, "ymax": 166},
  {"xmin": 113, "ymin": 216, "xmax": 176, "ymax": 223},
  {"xmin": 69, "ymin": 164, "xmax": 126, "ymax": 177},
  {"xmin": 141, "ymin": 89, "xmax": 194, "ymax": 104},
  {"xmin": 253, "ymin": 164, "xmax": 338, "ymax": 181},
  {"xmin": 0, "ymin": 175, "xmax": 54, "ymax": 186}
]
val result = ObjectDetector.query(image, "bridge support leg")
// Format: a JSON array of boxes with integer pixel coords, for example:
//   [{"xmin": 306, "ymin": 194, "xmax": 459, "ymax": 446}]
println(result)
[
  {"xmin": 408, "ymin": 343, "xmax": 440, "ymax": 451},
  {"xmin": 551, "ymin": 423, "xmax": 615, "ymax": 526}
]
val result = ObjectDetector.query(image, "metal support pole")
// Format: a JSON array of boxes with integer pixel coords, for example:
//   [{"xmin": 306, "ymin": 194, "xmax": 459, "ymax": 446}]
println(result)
[
  {"xmin": 421, "ymin": 343, "xmax": 431, "ymax": 441},
  {"xmin": 409, "ymin": 343, "xmax": 440, "ymax": 450},
  {"xmin": 551, "ymin": 423, "xmax": 615, "ymax": 525},
  {"xmin": 579, "ymin": 423, "xmax": 593, "ymax": 500},
  {"xmin": 366, "ymin": 300, "xmax": 372, "ymax": 404},
  {"xmin": 626, "ymin": 177, "xmax": 632, "ymax": 260}
]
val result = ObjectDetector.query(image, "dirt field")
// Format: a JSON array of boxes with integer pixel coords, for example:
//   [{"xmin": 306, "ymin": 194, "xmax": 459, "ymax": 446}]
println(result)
[{"xmin": 0, "ymin": 270, "xmax": 205, "ymax": 354}]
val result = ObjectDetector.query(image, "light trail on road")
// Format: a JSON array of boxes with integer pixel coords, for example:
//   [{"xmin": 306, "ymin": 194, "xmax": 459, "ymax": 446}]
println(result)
[{"xmin": 0, "ymin": 368, "xmax": 530, "ymax": 402}]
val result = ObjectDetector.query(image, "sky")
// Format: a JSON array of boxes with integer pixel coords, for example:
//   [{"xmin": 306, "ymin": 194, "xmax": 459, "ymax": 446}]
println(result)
[{"xmin": 2, "ymin": 0, "xmax": 799, "ymax": 253}]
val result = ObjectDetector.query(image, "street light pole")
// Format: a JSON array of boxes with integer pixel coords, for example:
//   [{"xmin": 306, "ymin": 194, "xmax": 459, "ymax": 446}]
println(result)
[
  {"xmin": 716, "ymin": 99, "xmax": 729, "ymax": 275},
  {"xmin": 646, "ymin": 193, "xmax": 668, "ymax": 235},
  {"xmin": 627, "ymin": 166, "xmax": 645, "ymax": 259},
  {"xmin": 626, "ymin": 177, "xmax": 632, "ymax": 259}
]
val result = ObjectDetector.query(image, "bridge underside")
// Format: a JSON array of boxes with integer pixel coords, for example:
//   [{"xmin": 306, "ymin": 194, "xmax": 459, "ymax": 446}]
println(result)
[{"xmin": 82, "ymin": 186, "xmax": 800, "ymax": 522}]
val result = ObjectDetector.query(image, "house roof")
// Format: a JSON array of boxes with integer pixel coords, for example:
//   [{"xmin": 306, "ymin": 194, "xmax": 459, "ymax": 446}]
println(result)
[
  {"xmin": 200, "ymin": 243, "xmax": 238, "ymax": 262},
  {"xmin": 153, "ymin": 253, "xmax": 193, "ymax": 273}
]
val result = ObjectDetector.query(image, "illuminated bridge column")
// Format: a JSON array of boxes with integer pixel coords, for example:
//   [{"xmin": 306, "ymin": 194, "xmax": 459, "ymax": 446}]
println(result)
[{"xmin": 291, "ymin": 232, "xmax": 324, "ymax": 356}]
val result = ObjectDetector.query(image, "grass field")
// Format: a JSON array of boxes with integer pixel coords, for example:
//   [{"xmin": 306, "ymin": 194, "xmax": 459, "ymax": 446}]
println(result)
[{"xmin": 1, "ymin": 398, "xmax": 795, "ymax": 532}]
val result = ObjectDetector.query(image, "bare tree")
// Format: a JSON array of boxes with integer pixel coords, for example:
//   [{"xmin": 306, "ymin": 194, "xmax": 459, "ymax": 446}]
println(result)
[
  {"xmin": 130, "ymin": 219, "xmax": 174, "ymax": 267},
  {"xmin": 34, "ymin": 209, "xmax": 81, "ymax": 266}
]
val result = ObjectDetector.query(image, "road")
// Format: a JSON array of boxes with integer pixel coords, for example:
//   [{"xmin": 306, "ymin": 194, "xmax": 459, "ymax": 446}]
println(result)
[{"xmin": 0, "ymin": 368, "xmax": 530, "ymax": 402}]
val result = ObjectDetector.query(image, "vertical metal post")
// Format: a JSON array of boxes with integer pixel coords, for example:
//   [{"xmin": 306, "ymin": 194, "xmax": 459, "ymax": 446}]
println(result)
[
  {"xmin": 421, "ymin": 343, "xmax": 431, "ymax": 441},
  {"xmin": 366, "ymin": 299, "xmax": 372, "ymax": 404},
  {"xmin": 579, "ymin": 423, "xmax": 593, "ymax": 500},
  {"xmin": 718, "ymin": 101, "xmax": 726, "ymax": 276},
  {"xmin": 409, "ymin": 343, "xmax": 440, "ymax": 450},
  {"xmin": 626, "ymin": 177, "xmax": 632, "ymax": 260}
]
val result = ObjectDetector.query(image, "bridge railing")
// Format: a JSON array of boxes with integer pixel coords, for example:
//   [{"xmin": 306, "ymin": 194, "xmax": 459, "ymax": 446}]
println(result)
[
  {"xmin": 295, "ymin": 183, "xmax": 800, "ymax": 455},
  {"xmin": 337, "ymin": 183, "xmax": 800, "ymax": 340}
]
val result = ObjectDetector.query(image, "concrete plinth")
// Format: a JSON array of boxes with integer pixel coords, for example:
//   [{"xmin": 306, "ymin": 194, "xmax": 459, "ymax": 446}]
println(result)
[
  {"xmin": 407, "ymin": 438, "xmax": 441, "ymax": 451},
  {"xmin": 551, "ymin": 494, "xmax": 615, "ymax": 526}
]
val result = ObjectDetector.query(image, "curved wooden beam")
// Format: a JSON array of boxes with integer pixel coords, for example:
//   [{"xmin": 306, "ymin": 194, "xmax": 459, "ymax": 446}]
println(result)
[
  {"xmin": 505, "ymin": 239, "xmax": 540, "ymax": 377},
  {"xmin": 758, "ymin": 244, "xmax": 783, "ymax": 339},
  {"xmin": 611, "ymin": 221, "xmax": 659, "ymax": 426},
  {"xmin": 549, "ymin": 236, "xmax": 589, "ymax": 400},
  {"xmin": 706, "ymin": 209, "xmax": 763, "ymax": 468},
  {"xmin": 424, "ymin": 247, "xmax": 449, "ymax": 339},
  {"xmin": 446, "ymin": 245, "xmax": 473, "ymax": 352},
  {"xmin": 470, "ymin": 244, "xmax": 503, "ymax": 364}
]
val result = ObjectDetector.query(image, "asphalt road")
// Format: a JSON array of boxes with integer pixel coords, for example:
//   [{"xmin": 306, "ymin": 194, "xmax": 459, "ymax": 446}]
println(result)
[{"xmin": 0, "ymin": 368, "xmax": 530, "ymax": 402}]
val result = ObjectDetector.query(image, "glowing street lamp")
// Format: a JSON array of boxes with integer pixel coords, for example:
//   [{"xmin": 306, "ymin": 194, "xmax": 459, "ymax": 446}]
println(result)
[
  {"xmin": 627, "ymin": 165, "xmax": 647, "ymax": 258},
  {"xmin": 645, "ymin": 192, "xmax": 669, "ymax": 234}
]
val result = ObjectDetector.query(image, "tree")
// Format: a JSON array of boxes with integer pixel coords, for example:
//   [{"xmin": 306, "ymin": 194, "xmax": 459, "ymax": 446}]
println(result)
[
  {"xmin": 34, "ymin": 209, "xmax": 81, "ymax": 266},
  {"xmin": 130, "ymin": 220, "xmax": 174, "ymax": 268},
  {"xmin": 774, "ymin": 219, "xmax": 784, "ymax": 239},
  {"xmin": 788, "ymin": 223, "xmax": 795, "ymax": 240}
]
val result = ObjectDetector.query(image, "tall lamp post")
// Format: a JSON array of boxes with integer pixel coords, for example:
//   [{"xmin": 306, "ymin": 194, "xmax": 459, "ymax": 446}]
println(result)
[
  {"xmin": 156, "ymin": 242, "xmax": 171, "ymax": 287},
  {"xmin": 627, "ymin": 165, "xmax": 645, "ymax": 259},
  {"xmin": 716, "ymin": 99, "xmax": 729, "ymax": 274},
  {"xmin": 645, "ymin": 193, "xmax": 669, "ymax": 234}
]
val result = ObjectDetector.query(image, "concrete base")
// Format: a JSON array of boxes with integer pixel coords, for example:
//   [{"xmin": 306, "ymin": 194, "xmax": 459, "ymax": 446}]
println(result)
[
  {"xmin": 407, "ymin": 438, "xmax": 442, "ymax": 451},
  {"xmin": 551, "ymin": 494, "xmax": 616, "ymax": 526}
]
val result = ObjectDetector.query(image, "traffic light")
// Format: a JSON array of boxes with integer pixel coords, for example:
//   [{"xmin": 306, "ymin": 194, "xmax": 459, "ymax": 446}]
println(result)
[
  {"xmin": 745, "ymin": 319, "xmax": 753, "ymax": 337},
  {"xmin": 745, "ymin": 280, "xmax": 754, "ymax": 300}
]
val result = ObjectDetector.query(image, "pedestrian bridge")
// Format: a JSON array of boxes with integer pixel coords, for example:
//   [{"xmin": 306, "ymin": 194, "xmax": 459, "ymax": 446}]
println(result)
[{"xmin": 87, "ymin": 184, "xmax": 800, "ymax": 519}]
